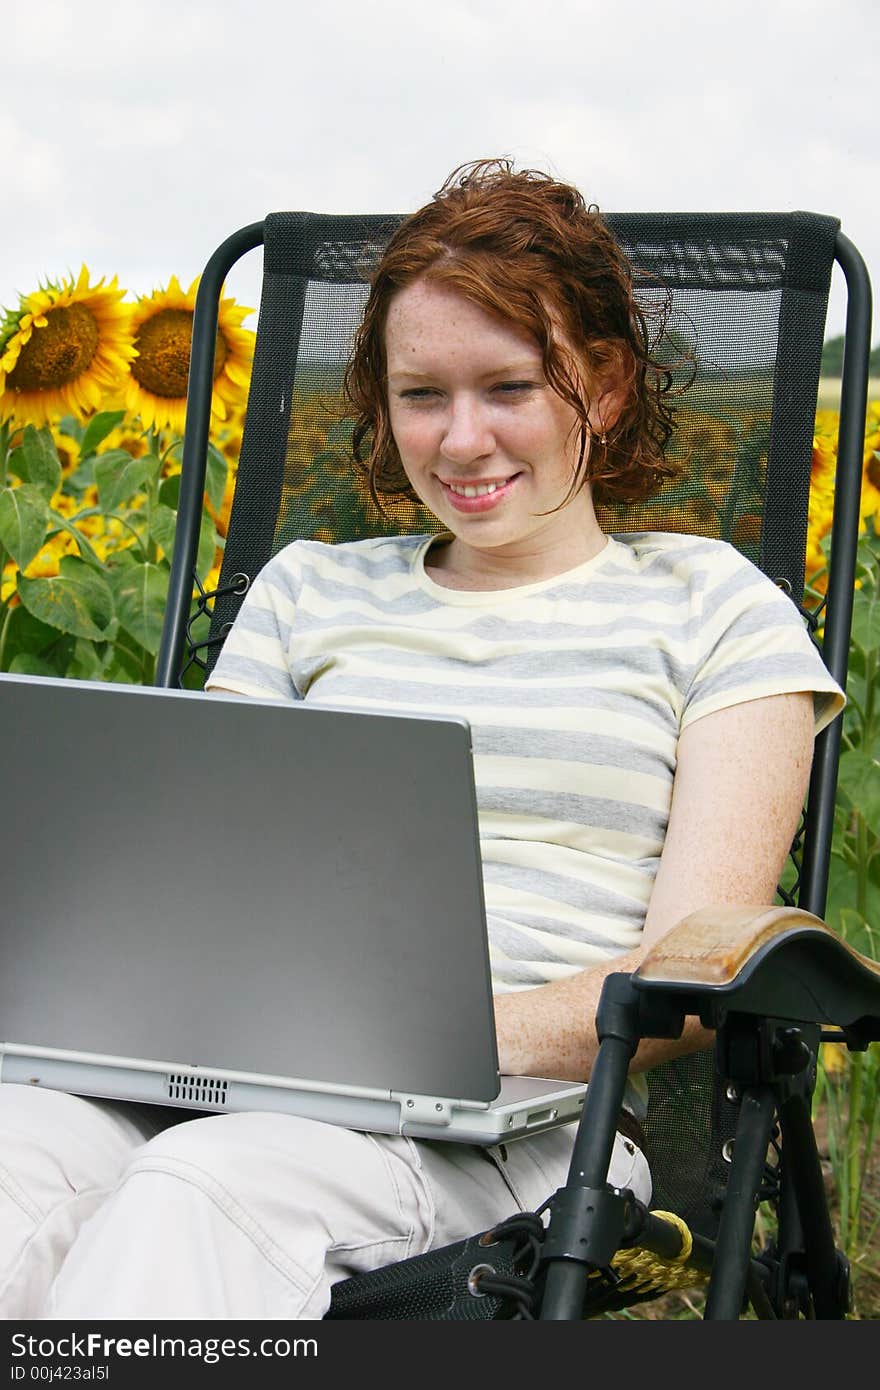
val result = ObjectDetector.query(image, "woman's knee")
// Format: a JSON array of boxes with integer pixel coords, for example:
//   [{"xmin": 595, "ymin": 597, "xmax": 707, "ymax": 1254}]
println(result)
[
  {"xmin": 0, "ymin": 1085, "xmax": 155, "ymax": 1195},
  {"xmin": 124, "ymin": 1111, "xmax": 429, "ymax": 1237},
  {"xmin": 0, "ymin": 1085, "xmax": 160, "ymax": 1318},
  {"xmin": 130, "ymin": 1110, "xmax": 367, "ymax": 1185}
]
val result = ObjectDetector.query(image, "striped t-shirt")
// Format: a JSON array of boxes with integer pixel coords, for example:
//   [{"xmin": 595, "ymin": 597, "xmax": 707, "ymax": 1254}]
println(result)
[{"xmin": 206, "ymin": 531, "xmax": 845, "ymax": 994}]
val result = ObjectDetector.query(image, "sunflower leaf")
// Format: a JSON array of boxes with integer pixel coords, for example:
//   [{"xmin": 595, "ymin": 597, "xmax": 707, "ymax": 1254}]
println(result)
[
  {"xmin": 94, "ymin": 451, "xmax": 162, "ymax": 512},
  {"xmin": 8, "ymin": 652, "xmax": 61, "ymax": 678},
  {"xmin": 148, "ymin": 503, "xmax": 216, "ymax": 579},
  {"xmin": 104, "ymin": 637, "xmax": 152, "ymax": 685},
  {"xmin": 79, "ymin": 410, "xmax": 127, "ymax": 459},
  {"xmin": 836, "ymin": 749, "xmax": 880, "ymax": 826},
  {"xmin": 106, "ymin": 561, "xmax": 168, "ymax": 656},
  {"xmin": 46, "ymin": 511, "xmax": 107, "ymax": 571},
  {"xmin": 149, "ymin": 503, "xmax": 178, "ymax": 559},
  {"xmin": 0, "ymin": 605, "xmax": 59, "ymax": 662},
  {"xmin": 196, "ymin": 511, "xmax": 219, "ymax": 582},
  {"xmin": 16, "ymin": 426, "xmax": 62, "ymax": 501},
  {"xmin": 158, "ymin": 474, "xmax": 180, "ymax": 508},
  {"xmin": 0, "ymin": 597, "xmax": 78, "ymax": 677},
  {"xmin": 16, "ymin": 556, "xmax": 115, "ymax": 641},
  {"xmin": 0, "ymin": 606, "xmax": 80, "ymax": 680},
  {"xmin": 0, "ymin": 482, "xmax": 50, "ymax": 570},
  {"xmin": 65, "ymin": 639, "xmax": 109, "ymax": 683},
  {"xmin": 205, "ymin": 443, "xmax": 229, "ymax": 512}
]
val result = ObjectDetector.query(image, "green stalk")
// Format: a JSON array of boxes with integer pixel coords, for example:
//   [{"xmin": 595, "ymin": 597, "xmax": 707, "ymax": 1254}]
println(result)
[
  {"xmin": 826, "ymin": 1079, "xmax": 848, "ymax": 1251},
  {"xmin": 854, "ymin": 1049, "xmax": 880, "ymax": 1227},
  {"xmin": 847, "ymin": 811, "xmax": 869, "ymax": 1251},
  {"xmin": 857, "ymin": 812, "xmax": 869, "ymax": 921},
  {"xmin": 75, "ymin": 506, "xmax": 148, "ymax": 556},
  {"xmin": 846, "ymin": 1051, "xmax": 864, "ymax": 1257},
  {"xmin": 864, "ymin": 650, "xmax": 877, "ymax": 745},
  {"xmin": 0, "ymin": 425, "xmax": 9, "ymax": 648},
  {"xmin": 145, "ymin": 426, "xmax": 160, "ymax": 566},
  {"xmin": 0, "ymin": 593, "xmax": 12, "ymax": 673},
  {"xmin": 837, "ymin": 842, "xmax": 860, "ymax": 870},
  {"xmin": 0, "ymin": 425, "xmax": 22, "ymax": 673},
  {"xmin": 0, "ymin": 420, "xmax": 10, "ymax": 488}
]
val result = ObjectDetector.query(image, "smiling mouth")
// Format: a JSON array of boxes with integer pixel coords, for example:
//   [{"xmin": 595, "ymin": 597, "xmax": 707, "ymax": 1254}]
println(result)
[
  {"xmin": 439, "ymin": 474, "xmax": 521, "ymax": 512},
  {"xmin": 443, "ymin": 476, "xmax": 519, "ymax": 498}
]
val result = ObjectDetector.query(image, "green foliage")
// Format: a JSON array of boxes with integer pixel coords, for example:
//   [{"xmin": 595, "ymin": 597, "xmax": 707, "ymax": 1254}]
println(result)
[
  {"xmin": 824, "ymin": 519, "xmax": 880, "ymax": 949},
  {"xmin": 811, "ymin": 517, "xmax": 880, "ymax": 1306},
  {"xmin": 0, "ymin": 420, "xmax": 226, "ymax": 686}
]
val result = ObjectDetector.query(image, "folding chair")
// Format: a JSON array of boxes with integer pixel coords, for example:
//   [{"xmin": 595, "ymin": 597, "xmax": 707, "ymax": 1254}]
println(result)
[{"xmin": 154, "ymin": 208, "xmax": 880, "ymax": 1319}]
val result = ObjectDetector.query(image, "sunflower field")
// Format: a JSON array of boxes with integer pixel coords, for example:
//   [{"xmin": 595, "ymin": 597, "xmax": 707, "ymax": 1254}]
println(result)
[
  {"xmin": 1, "ymin": 263, "xmax": 879, "ymax": 1311},
  {"xmin": 0, "ymin": 268, "xmax": 252, "ymax": 684}
]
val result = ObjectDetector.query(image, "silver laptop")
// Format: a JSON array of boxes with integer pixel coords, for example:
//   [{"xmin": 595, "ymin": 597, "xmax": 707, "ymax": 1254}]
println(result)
[{"xmin": 0, "ymin": 672, "xmax": 585, "ymax": 1144}]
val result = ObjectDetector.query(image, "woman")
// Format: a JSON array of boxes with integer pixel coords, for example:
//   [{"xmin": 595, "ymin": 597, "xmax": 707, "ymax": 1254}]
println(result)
[{"xmin": 0, "ymin": 161, "xmax": 844, "ymax": 1318}]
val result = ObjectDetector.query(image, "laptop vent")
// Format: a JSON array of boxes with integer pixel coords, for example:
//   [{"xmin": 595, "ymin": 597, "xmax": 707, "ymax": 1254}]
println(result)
[{"xmin": 166, "ymin": 1073, "xmax": 229, "ymax": 1107}]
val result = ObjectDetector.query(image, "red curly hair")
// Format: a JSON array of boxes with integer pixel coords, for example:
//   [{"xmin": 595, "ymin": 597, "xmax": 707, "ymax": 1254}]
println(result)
[{"xmin": 344, "ymin": 159, "xmax": 680, "ymax": 512}]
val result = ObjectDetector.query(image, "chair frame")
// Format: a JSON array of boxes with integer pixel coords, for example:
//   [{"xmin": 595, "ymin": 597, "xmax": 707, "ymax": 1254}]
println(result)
[
  {"xmin": 155, "ymin": 221, "xmax": 871, "ymax": 928},
  {"xmin": 534, "ymin": 905, "xmax": 880, "ymax": 1320},
  {"xmin": 154, "ymin": 216, "xmax": 877, "ymax": 1319}
]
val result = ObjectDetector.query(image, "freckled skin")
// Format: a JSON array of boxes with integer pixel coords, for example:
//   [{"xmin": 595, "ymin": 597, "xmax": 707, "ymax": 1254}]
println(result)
[
  {"xmin": 213, "ymin": 286, "xmax": 821, "ymax": 1082},
  {"xmin": 381, "ymin": 282, "xmax": 819, "ymax": 1082},
  {"xmin": 493, "ymin": 692, "xmax": 816, "ymax": 1081},
  {"xmin": 385, "ymin": 280, "xmax": 613, "ymax": 591}
]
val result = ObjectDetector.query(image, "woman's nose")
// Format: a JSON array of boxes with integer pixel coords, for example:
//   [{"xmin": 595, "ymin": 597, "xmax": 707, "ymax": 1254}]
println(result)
[{"xmin": 440, "ymin": 395, "xmax": 494, "ymax": 463}]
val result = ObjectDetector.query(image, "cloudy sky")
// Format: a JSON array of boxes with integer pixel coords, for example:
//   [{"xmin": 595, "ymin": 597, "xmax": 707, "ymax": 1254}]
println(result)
[{"xmin": 5, "ymin": 0, "xmax": 877, "ymax": 343}]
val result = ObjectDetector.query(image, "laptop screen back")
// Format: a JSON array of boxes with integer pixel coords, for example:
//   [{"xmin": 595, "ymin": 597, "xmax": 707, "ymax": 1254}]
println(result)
[{"xmin": 0, "ymin": 675, "xmax": 500, "ymax": 1101}]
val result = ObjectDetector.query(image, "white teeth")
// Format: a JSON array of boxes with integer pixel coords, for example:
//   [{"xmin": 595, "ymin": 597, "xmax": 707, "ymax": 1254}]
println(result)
[{"xmin": 448, "ymin": 480, "xmax": 502, "ymax": 497}]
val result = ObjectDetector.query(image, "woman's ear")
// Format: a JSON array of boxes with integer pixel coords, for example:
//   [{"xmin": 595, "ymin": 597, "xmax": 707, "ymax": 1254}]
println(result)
[
  {"xmin": 583, "ymin": 342, "xmax": 631, "ymax": 438},
  {"xmin": 592, "ymin": 380, "xmax": 628, "ymax": 437}
]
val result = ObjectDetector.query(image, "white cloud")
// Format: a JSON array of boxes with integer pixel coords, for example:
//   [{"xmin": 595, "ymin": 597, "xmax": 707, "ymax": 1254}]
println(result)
[{"xmin": 3, "ymin": 0, "xmax": 877, "ymax": 341}]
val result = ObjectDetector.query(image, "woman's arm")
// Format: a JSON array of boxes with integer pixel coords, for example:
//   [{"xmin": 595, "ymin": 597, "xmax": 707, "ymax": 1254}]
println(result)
[{"xmin": 493, "ymin": 689, "xmax": 817, "ymax": 1080}]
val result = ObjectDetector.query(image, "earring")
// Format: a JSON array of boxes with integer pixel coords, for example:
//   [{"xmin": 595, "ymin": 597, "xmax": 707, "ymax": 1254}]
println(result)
[{"xmin": 599, "ymin": 432, "xmax": 608, "ymax": 446}]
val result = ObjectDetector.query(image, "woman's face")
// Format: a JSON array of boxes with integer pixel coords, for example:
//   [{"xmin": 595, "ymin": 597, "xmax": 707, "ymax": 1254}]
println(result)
[{"xmin": 385, "ymin": 279, "xmax": 603, "ymax": 569}]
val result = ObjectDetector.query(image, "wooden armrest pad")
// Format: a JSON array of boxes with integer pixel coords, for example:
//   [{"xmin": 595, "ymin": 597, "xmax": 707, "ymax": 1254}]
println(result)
[{"xmin": 635, "ymin": 905, "xmax": 880, "ymax": 989}]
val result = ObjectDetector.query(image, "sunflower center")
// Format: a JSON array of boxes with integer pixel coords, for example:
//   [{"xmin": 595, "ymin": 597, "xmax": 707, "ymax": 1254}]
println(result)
[
  {"xmin": 131, "ymin": 308, "xmax": 228, "ymax": 398},
  {"xmin": 8, "ymin": 303, "xmax": 100, "ymax": 391},
  {"xmin": 867, "ymin": 453, "xmax": 880, "ymax": 491}
]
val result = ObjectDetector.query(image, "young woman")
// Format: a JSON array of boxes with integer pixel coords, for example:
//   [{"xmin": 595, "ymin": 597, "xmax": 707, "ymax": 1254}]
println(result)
[{"xmin": 0, "ymin": 161, "xmax": 844, "ymax": 1318}]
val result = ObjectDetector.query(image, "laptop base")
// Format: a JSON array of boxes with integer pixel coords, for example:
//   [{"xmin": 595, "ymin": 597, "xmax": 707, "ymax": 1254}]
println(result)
[{"xmin": 0, "ymin": 1048, "xmax": 585, "ymax": 1146}]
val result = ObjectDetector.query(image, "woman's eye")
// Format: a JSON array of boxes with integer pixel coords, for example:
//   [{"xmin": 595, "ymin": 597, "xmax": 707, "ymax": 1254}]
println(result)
[
  {"xmin": 494, "ymin": 381, "xmax": 536, "ymax": 395},
  {"xmin": 399, "ymin": 388, "xmax": 438, "ymax": 402}
]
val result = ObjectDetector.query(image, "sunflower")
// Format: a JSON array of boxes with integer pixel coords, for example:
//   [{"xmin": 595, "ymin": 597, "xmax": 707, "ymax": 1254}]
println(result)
[
  {"xmin": 860, "ymin": 401, "xmax": 880, "ymax": 524},
  {"xmin": 0, "ymin": 267, "xmax": 135, "ymax": 428},
  {"xmin": 805, "ymin": 410, "xmax": 838, "ymax": 584},
  {"xmin": 122, "ymin": 276, "xmax": 254, "ymax": 435},
  {"xmin": 46, "ymin": 421, "xmax": 86, "ymax": 475}
]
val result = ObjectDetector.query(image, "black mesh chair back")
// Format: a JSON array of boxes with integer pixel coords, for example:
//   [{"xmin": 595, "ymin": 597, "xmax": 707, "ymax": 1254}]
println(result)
[{"xmin": 156, "ymin": 209, "xmax": 871, "ymax": 1243}]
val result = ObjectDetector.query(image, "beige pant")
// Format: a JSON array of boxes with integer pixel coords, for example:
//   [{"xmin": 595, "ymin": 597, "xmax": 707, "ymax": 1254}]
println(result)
[{"xmin": 0, "ymin": 1083, "xmax": 651, "ymax": 1320}]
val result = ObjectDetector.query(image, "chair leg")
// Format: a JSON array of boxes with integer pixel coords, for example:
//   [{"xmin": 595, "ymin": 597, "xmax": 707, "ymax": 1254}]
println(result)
[
  {"xmin": 537, "ymin": 974, "xmax": 643, "ymax": 1320},
  {"xmin": 704, "ymin": 1085, "xmax": 778, "ymax": 1319},
  {"xmin": 778, "ymin": 1088, "xmax": 850, "ymax": 1318}
]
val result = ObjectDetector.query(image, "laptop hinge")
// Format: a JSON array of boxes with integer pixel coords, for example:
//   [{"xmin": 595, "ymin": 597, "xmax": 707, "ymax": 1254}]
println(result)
[{"xmin": 391, "ymin": 1092, "xmax": 454, "ymax": 1128}]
